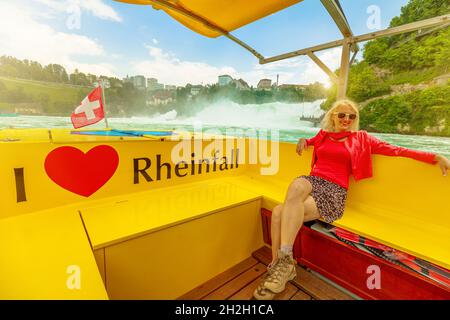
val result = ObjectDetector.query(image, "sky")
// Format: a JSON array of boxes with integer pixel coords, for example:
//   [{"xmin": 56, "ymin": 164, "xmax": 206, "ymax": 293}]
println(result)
[{"xmin": 0, "ymin": 0, "xmax": 410, "ymax": 87}]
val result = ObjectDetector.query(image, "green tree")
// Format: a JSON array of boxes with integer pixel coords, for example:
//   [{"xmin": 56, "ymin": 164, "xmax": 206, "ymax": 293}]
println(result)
[{"xmin": 346, "ymin": 61, "xmax": 391, "ymax": 102}]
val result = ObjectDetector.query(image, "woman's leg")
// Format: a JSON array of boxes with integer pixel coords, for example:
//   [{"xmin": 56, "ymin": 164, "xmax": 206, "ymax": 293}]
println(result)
[
  {"xmin": 280, "ymin": 178, "xmax": 313, "ymax": 246},
  {"xmin": 303, "ymin": 196, "xmax": 321, "ymax": 222},
  {"xmin": 261, "ymin": 179, "xmax": 316, "ymax": 294},
  {"xmin": 255, "ymin": 191, "xmax": 320, "ymax": 300},
  {"xmin": 270, "ymin": 195, "xmax": 320, "ymax": 263},
  {"xmin": 270, "ymin": 204, "xmax": 283, "ymax": 263}
]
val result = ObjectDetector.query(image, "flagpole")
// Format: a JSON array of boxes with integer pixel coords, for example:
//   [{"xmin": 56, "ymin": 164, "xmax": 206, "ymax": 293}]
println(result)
[{"xmin": 100, "ymin": 79, "xmax": 109, "ymax": 128}]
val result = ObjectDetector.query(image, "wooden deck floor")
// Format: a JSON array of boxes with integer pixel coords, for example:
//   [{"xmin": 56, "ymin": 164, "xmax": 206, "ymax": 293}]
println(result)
[{"xmin": 178, "ymin": 246, "xmax": 355, "ymax": 300}]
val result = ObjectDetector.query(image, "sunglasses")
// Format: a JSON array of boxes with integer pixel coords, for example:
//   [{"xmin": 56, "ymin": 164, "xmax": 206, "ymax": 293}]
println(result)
[{"xmin": 334, "ymin": 112, "xmax": 357, "ymax": 120}]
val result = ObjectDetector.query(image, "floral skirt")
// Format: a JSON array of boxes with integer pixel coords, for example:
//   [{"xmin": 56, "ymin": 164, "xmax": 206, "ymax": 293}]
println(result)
[{"xmin": 298, "ymin": 175, "xmax": 348, "ymax": 223}]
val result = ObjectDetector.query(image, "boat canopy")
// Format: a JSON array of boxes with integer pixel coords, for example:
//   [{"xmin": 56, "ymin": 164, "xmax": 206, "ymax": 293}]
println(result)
[
  {"xmin": 116, "ymin": 0, "xmax": 450, "ymax": 99},
  {"xmin": 116, "ymin": 0, "xmax": 302, "ymax": 38}
]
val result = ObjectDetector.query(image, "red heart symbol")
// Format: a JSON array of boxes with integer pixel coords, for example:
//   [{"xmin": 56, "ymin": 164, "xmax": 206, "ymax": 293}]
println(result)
[{"xmin": 45, "ymin": 145, "xmax": 119, "ymax": 197}]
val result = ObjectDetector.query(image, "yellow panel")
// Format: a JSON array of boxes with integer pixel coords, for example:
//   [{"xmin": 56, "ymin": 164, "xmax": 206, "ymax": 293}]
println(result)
[
  {"xmin": 0, "ymin": 128, "xmax": 186, "ymax": 143},
  {"xmin": 115, "ymin": 0, "xmax": 303, "ymax": 37},
  {"xmin": 81, "ymin": 179, "xmax": 261, "ymax": 249},
  {"xmin": 1, "ymin": 126, "xmax": 448, "ymax": 274},
  {"xmin": 0, "ymin": 209, "xmax": 108, "ymax": 299},
  {"xmin": 0, "ymin": 136, "xmax": 249, "ymax": 219},
  {"xmin": 104, "ymin": 201, "xmax": 262, "ymax": 299},
  {"xmin": 50, "ymin": 129, "xmax": 149, "ymax": 143},
  {"xmin": 94, "ymin": 249, "xmax": 106, "ymax": 287},
  {"xmin": 0, "ymin": 128, "xmax": 50, "ymax": 142}
]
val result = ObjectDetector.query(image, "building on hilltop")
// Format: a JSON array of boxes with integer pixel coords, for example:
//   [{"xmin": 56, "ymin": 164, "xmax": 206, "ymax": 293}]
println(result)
[
  {"xmin": 165, "ymin": 85, "xmax": 177, "ymax": 91},
  {"xmin": 132, "ymin": 75, "xmax": 146, "ymax": 89},
  {"xmin": 146, "ymin": 77, "xmax": 165, "ymax": 91},
  {"xmin": 233, "ymin": 78, "xmax": 250, "ymax": 90},
  {"xmin": 217, "ymin": 75, "xmax": 250, "ymax": 90},
  {"xmin": 147, "ymin": 90, "xmax": 175, "ymax": 106},
  {"xmin": 93, "ymin": 77, "xmax": 111, "ymax": 89},
  {"xmin": 147, "ymin": 78, "xmax": 158, "ymax": 90},
  {"xmin": 123, "ymin": 75, "xmax": 146, "ymax": 89},
  {"xmin": 190, "ymin": 85, "xmax": 203, "ymax": 96},
  {"xmin": 218, "ymin": 75, "xmax": 233, "ymax": 86},
  {"xmin": 257, "ymin": 79, "xmax": 272, "ymax": 90}
]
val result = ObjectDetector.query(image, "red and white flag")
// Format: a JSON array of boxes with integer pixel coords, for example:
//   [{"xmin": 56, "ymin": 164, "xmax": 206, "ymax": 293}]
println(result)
[{"xmin": 71, "ymin": 86, "xmax": 104, "ymax": 129}]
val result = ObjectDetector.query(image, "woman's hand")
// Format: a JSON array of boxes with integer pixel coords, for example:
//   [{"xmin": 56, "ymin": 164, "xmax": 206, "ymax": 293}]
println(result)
[
  {"xmin": 435, "ymin": 154, "xmax": 449, "ymax": 176},
  {"xmin": 296, "ymin": 138, "xmax": 308, "ymax": 156}
]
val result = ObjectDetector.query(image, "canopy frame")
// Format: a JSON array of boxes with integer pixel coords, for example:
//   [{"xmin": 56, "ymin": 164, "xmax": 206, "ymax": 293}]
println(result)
[
  {"xmin": 147, "ymin": 0, "xmax": 266, "ymax": 60},
  {"xmin": 141, "ymin": 1, "xmax": 449, "ymax": 99},
  {"xmin": 260, "ymin": 13, "xmax": 449, "ymax": 99}
]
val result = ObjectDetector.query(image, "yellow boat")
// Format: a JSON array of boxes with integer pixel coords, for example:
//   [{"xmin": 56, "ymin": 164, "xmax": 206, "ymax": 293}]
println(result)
[{"xmin": 1, "ymin": 0, "xmax": 449, "ymax": 300}]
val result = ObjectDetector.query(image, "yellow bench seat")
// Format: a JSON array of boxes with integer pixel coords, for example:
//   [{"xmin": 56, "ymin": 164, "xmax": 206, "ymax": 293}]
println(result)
[
  {"xmin": 78, "ymin": 177, "xmax": 264, "ymax": 299},
  {"xmin": 0, "ymin": 208, "xmax": 108, "ymax": 299},
  {"xmin": 335, "ymin": 203, "xmax": 450, "ymax": 270},
  {"xmin": 223, "ymin": 175, "xmax": 450, "ymax": 270},
  {"xmin": 80, "ymin": 178, "xmax": 262, "ymax": 249}
]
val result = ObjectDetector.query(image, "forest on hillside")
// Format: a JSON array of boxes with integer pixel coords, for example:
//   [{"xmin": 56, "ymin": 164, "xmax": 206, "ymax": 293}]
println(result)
[{"xmin": 0, "ymin": 55, "xmax": 327, "ymax": 117}]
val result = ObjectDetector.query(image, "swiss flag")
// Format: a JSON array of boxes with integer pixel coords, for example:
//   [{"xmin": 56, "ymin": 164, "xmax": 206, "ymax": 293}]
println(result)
[{"xmin": 71, "ymin": 86, "xmax": 104, "ymax": 129}]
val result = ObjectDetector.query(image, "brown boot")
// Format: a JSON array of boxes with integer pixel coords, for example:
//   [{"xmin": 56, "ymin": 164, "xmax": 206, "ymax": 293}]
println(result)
[
  {"xmin": 262, "ymin": 250, "xmax": 296, "ymax": 294},
  {"xmin": 253, "ymin": 262, "xmax": 277, "ymax": 300}
]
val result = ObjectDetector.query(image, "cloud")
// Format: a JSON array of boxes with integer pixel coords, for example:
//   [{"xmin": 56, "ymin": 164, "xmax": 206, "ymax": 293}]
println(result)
[
  {"xmin": 33, "ymin": 0, "xmax": 122, "ymax": 22},
  {"xmin": 152, "ymin": 38, "xmax": 158, "ymax": 45},
  {"xmin": 133, "ymin": 45, "xmax": 342, "ymax": 87},
  {"xmin": 133, "ymin": 45, "xmax": 236, "ymax": 86},
  {"xmin": 0, "ymin": 2, "xmax": 117, "ymax": 77},
  {"xmin": 79, "ymin": 0, "xmax": 122, "ymax": 22}
]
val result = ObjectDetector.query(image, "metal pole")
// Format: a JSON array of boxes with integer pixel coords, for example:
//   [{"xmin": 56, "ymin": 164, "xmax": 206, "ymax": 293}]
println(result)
[
  {"xmin": 307, "ymin": 52, "xmax": 339, "ymax": 84},
  {"xmin": 261, "ymin": 14, "xmax": 450, "ymax": 65},
  {"xmin": 337, "ymin": 38, "xmax": 351, "ymax": 100},
  {"xmin": 100, "ymin": 79, "xmax": 109, "ymax": 128}
]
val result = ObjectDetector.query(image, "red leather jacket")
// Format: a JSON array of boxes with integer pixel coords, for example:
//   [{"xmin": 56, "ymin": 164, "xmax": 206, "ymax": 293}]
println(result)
[{"xmin": 305, "ymin": 130, "xmax": 437, "ymax": 182}]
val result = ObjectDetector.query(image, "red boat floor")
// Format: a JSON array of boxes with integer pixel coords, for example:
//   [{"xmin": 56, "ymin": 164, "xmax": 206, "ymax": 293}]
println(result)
[{"xmin": 178, "ymin": 246, "xmax": 355, "ymax": 300}]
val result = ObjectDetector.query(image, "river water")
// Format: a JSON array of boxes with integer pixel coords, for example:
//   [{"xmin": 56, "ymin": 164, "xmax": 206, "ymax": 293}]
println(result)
[{"xmin": 1, "ymin": 99, "xmax": 449, "ymax": 156}]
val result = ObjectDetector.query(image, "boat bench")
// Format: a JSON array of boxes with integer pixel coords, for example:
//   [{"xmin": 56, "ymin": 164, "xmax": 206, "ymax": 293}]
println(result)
[
  {"xmin": 0, "ymin": 177, "xmax": 264, "ymax": 299},
  {"xmin": 0, "ymin": 208, "xmax": 108, "ymax": 299},
  {"xmin": 236, "ymin": 167, "xmax": 450, "ymax": 299},
  {"xmin": 1, "ymin": 170, "xmax": 447, "ymax": 299},
  {"xmin": 79, "ymin": 178, "xmax": 264, "ymax": 299},
  {"xmin": 229, "ymin": 174, "xmax": 450, "ymax": 270}
]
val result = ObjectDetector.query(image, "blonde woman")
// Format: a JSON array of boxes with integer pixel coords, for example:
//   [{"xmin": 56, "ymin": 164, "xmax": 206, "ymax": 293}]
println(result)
[{"xmin": 254, "ymin": 99, "xmax": 450, "ymax": 300}]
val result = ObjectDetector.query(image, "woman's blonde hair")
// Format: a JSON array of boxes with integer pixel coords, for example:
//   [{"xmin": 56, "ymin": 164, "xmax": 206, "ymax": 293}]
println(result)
[{"xmin": 320, "ymin": 99, "xmax": 360, "ymax": 132}]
